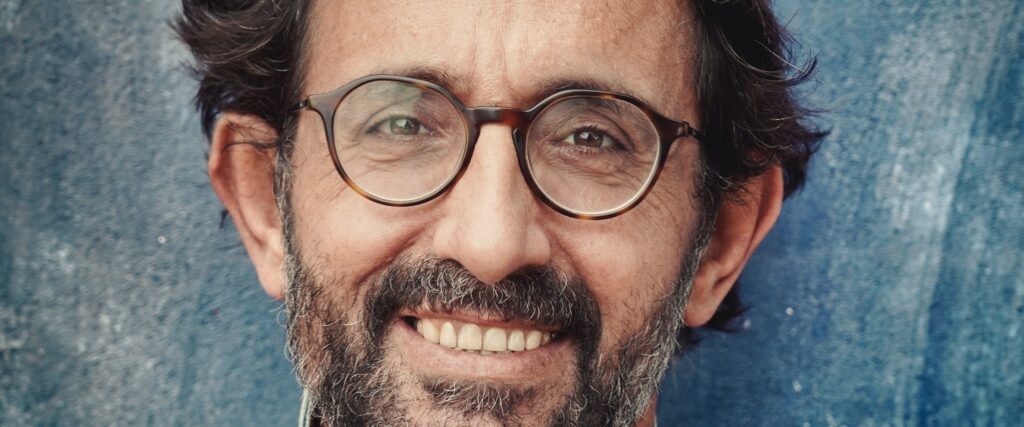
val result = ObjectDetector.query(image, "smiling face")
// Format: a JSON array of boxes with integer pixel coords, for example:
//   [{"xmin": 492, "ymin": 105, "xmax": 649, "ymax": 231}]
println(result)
[
  {"xmin": 200, "ymin": 0, "xmax": 791, "ymax": 425},
  {"xmin": 187, "ymin": 0, "xmax": 801, "ymax": 421},
  {"xmin": 282, "ymin": 0, "xmax": 703, "ymax": 425}
]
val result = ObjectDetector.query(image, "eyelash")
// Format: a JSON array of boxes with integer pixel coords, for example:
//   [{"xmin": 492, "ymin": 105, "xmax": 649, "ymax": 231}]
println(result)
[
  {"xmin": 558, "ymin": 124, "xmax": 629, "ymax": 152},
  {"xmin": 366, "ymin": 114, "xmax": 430, "ymax": 136}
]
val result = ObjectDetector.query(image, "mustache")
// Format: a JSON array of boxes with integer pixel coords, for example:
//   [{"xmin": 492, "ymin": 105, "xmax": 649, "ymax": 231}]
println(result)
[{"xmin": 361, "ymin": 255, "xmax": 603, "ymax": 349}]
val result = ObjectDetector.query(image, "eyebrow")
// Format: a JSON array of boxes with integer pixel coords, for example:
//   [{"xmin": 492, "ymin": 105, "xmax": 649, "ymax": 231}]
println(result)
[
  {"xmin": 531, "ymin": 77, "xmax": 666, "ymax": 114},
  {"xmin": 366, "ymin": 65, "xmax": 658, "ymax": 109},
  {"xmin": 533, "ymin": 77, "xmax": 630, "ymax": 99},
  {"xmin": 369, "ymin": 65, "xmax": 465, "ymax": 96}
]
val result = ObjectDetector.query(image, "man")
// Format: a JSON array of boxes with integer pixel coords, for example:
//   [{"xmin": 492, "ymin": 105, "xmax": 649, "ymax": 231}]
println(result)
[{"xmin": 176, "ymin": 0, "xmax": 822, "ymax": 425}]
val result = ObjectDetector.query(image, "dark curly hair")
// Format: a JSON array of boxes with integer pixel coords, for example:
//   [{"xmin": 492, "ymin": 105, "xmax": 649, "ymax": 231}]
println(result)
[{"xmin": 175, "ymin": 0, "xmax": 825, "ymax": 350}]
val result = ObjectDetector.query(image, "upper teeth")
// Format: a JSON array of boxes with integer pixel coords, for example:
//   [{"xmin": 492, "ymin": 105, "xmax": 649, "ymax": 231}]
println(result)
[{"xmin": 415, "ymin": 318, "xmax": 552, "ymax": 353}]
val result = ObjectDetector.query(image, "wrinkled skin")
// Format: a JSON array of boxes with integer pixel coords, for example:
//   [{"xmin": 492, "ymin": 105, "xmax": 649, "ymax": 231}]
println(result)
[{"xmin": 208, "ymin": 0, "xmax": 784, "ymax": 425}]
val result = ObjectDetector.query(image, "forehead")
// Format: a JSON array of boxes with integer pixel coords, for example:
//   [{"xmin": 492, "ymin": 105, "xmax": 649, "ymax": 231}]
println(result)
[{"xmin": 303, "ymin": 0, "xmax": 697, "ymax": 117}]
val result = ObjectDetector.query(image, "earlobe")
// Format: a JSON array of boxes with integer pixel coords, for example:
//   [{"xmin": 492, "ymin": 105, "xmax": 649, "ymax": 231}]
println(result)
[
  {"xmin": 684, "ymin": 167, "xmax": 784, "ymax": 327},
  {"xmin": 208, "ymin": 113, "xmax": 287, "ymax": 300}
]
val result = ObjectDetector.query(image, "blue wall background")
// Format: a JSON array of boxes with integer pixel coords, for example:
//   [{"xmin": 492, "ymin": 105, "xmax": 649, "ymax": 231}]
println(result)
[{"xmin": 1, "ymin": 1, "xmax": 1021, "ymax": 425}]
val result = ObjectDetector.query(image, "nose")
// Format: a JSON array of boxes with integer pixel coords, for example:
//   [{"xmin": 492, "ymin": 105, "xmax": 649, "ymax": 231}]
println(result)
[{"xmin": 431, "ymin": 124, "xmax": 552, "ymax": 284}]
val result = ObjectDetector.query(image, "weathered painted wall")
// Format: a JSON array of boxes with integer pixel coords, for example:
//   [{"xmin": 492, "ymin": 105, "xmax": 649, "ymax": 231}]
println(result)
[
  {"xmin": 660, "ymin": 2, "xmax": 1024, "ymax": 425},
  {"xmin": 1, "ymin": 1, "xmax": 1020, "ymax": 425}
]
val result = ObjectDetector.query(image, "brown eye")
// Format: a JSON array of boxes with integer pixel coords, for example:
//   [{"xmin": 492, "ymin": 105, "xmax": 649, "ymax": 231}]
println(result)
[
  {"xmin": 572, "ymin": 130, "xmax": 611, "ymax": 148},
  {"xmin": 389, "ymin": 117, "xmax": 421, "ymax": 135}
]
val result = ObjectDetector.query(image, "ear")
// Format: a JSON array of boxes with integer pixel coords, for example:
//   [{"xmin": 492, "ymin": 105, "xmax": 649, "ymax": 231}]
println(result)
[
  {"xmin": 209, "ymin": 113, "xmax": 286, "ymax": 300},
  {"xmin": 685, "ymin": 166, "xmax": 784, "ymax": 327}
]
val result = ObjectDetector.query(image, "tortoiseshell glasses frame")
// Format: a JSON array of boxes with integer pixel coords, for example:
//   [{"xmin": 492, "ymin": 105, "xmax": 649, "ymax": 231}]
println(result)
[{"xmin": 293, "ymin": 75, "xmax": 706, "ymax": 220}]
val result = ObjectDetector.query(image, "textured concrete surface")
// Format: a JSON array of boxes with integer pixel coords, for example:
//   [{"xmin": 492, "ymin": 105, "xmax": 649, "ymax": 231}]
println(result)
[{"xmin": 1, "ymin": 1, "xmax": 1021, "ymax": 425}]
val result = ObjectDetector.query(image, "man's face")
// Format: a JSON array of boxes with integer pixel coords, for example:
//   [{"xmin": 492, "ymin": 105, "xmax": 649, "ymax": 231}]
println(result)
[{"xmin": 285, "ymin": 0, "xmax": 704, "ymax": 425}]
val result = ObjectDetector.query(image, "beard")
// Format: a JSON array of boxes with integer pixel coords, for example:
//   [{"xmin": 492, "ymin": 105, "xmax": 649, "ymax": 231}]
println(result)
[
  {"xmin": 281, "ymin": 208, "xmax": 712, "ymax": 426},
  {"xmin": 284, "ymin": 248, "xmax": 708, "ymax": 426}
]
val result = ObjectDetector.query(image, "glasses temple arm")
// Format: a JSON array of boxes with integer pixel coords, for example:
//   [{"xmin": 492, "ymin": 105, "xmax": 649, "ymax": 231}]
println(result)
[{"xmin": 677, "ymin": 122, "xmax": 707, "ymax": 142}]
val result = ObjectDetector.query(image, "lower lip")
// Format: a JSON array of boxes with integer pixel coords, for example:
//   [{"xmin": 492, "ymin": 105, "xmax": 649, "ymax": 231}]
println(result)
[{"xmin": 392, "ymin": 318, "xmax": 573, "ymax": 381}]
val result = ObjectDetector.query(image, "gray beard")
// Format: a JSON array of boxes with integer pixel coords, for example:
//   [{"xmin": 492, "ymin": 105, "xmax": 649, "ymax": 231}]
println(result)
[
  {"xmin": 277, "ymin": 173, "xmax": 713, "ymax": 426},
  {"xmin": 283, "ymin": 239, "xmax": 707, "ymax": 427}
]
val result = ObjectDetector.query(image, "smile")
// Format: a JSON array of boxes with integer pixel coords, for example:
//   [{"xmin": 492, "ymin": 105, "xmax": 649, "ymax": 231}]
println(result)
[
  {"xmin": 395, "ymin": 312, "xmax": 571, "ymax": 380},
  {"xmin": 406, "ymin": 316, "xmax": 555, "ymax": 354}
]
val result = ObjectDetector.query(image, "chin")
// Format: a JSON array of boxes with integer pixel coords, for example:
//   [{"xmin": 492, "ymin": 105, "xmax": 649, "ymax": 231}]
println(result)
[{"xmin": 285, "ymin": 255, "xmax": 681, "ymax": 427}]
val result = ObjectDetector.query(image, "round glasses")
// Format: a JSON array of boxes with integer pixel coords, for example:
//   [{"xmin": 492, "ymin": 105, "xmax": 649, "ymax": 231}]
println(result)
[{"xmin": 295, "ymin": 75, "xmax": 705, "ymax": 220}]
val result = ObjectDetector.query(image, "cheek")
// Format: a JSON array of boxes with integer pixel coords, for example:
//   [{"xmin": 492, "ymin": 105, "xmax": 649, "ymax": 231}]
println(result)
[
  {"xmin": 287, "ymin": 121, "xmax": 435, "ymax": 289},
  {"xmin": 561, "ymin": 144, "xmax": 701, "ymax": 343}
]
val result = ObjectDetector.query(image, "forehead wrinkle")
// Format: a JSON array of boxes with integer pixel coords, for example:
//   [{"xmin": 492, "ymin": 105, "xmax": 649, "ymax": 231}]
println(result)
[
  {"xmin": 506, "ymin": 0, "xmax": 694, "ymax": 113},
  {"xmin": 305, "ymin": 0, "xmax": 697, "ymax": 115},
  {"xmin": 453, "ymin": 0, "xmax": 518, "ymax": 106}
]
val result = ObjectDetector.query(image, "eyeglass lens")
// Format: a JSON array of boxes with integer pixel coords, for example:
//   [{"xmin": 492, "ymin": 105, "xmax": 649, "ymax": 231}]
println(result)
[
  {"xmin": 524, "ymin": 97, "xmax": 660, "ymax": 214},
  {"xmin": 333, "ymin": 81, "xmax": 469, "ymax": 202},
  {"xmin": 331, "ymin": 80, "xmax": 661, "ymax": 215}
]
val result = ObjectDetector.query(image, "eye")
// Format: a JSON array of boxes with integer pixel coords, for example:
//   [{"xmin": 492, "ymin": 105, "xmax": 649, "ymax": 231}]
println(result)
[
  {"xmin": 561, "ymin": 129, "xmax": 617, "ymax": 149},
  {"xmin": 388, "ymin": 116, "xmax": 422, "ymax": 136}
]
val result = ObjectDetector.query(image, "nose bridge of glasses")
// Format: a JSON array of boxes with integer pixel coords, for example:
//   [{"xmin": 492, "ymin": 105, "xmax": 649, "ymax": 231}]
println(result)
[{"xmin": 464, "ymin": 107, "xmax": 529, "ymax": 130}]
